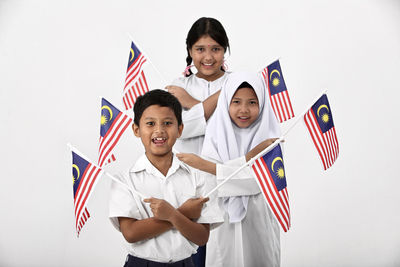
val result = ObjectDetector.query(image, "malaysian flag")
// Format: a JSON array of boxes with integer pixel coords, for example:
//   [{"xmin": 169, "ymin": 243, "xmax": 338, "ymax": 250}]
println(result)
[
  {"xmin": 261, "ymin": 60, "xmax": 295, "ymax": 123},
  {"xmin": 98, "ymin": 98, "xmax": 133, "ymax": 167},
  {"xmin": 123, "ymin": 41, "xmax": 149, "ymax": 110},
  {"xmin": 72, "ymin": 151, "xmax": 103, "ymax": 236},
  {"xmin": 304, "ymin": 94, "xmax": 339, "ymax": 170},
  {"xmin": 251, "ymin": 143, "xmax": 290, "ymax": 232}
]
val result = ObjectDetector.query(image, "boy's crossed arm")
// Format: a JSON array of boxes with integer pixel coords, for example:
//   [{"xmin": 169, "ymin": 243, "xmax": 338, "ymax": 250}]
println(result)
[{"xmin": 118, "ymin": 197, "xmax": 209, "ymax": 245}]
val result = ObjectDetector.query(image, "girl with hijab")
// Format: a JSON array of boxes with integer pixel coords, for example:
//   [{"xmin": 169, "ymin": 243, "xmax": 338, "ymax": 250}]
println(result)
[{"xmin": 177, "ymin": 71, "xmax": 281, "ymax": 267}]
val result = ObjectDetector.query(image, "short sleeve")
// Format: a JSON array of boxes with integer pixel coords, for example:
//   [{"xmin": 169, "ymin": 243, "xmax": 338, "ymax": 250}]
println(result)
[
  {"xmin": 195, "ymin": 170, "xmax": 224, "ymax": 229},
  {"xmin": 170, "ymin": 77, "xmax": 186, "ymax": 88},
  {"xmin": 216, "ymin": 156, "xmax": 260, "ymax": 197},
  {"xmin": 108, "ymin": 173, "xmax": 142, "ymax": 231}
]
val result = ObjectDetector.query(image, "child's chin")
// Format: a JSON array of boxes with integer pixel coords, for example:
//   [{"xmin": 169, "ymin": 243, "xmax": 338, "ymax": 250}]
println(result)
[
  {"xmin": 150, "ymin": 148, "xmax": 172, "ymax": 156},
  {"xmin": 234, "ymin": 121, "xmax": 251, "ymax": 128}
]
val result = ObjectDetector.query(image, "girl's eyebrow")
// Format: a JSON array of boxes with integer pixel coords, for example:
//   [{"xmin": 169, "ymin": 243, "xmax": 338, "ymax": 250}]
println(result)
[
  {"xmin": 231, "ymin": 97, "xmax": 258, "ymax": 100},
  {"xmin": 193, "ymin": 44, "xmax": 221, "ymax": 47}
]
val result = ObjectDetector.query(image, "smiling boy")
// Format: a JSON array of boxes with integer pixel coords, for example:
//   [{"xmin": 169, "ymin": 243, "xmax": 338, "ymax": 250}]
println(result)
[{"xmin": 109, "ymin": 89, "xmax": 222, "ymax": 267}]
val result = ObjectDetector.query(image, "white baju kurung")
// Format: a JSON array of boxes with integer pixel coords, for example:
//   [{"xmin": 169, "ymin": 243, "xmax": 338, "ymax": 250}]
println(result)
[
  {"xmin": 170, "ymin": 72, "xmax": 229, "ymax": 154},
  {"xmin": 201, "ymin": 72, "xmax": 281, "ymax": 267}
]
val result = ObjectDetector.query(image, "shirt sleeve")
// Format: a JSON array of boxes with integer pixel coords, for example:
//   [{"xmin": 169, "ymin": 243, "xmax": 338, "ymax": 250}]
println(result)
[
  {"xmin": 215, "ymin": 156, "xmax": 261, "ymax": 198},
  {"xmin": 195, "ymin": 170, "xmax": 224, "ymax": 229},
  {"xmin": 108, "ymin": 173, "xmax": 143, "ymax": 232},
  {"xmin": 170, "ymin": 77, "xmax": 207, "ymax": 139},
  {"xmin": 180, "ymin": 103, "xmax": 207, "ymax": 139}
]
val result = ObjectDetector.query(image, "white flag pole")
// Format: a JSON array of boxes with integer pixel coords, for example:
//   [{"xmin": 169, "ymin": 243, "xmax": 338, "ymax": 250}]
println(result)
[
  {"xmin": 281, "ymin": 89, "xmax": 328, "ymax": 137},
  {"xmin": 204, "ymin": 161, "xmax": 251, "ymax": 199},
  {"xmin": 127, "ymin": 33, "xmax": 169, "ymax": 86},
  {"xmin": 204, "ymin": 138, "xmax": 284, "ymax": 198},
  {"xmin": 67, "ymin": 143, "xmax": 146, "ymax": 199}
]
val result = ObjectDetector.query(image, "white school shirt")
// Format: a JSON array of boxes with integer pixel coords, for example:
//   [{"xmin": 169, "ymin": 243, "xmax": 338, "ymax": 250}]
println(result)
[
  {"xmin": 170, "ymin": 73, "xmax": 229, "ymax": 154},
  {"xmin": 109, "ymin": 154, "xmax": 223, "ymax": 263}
]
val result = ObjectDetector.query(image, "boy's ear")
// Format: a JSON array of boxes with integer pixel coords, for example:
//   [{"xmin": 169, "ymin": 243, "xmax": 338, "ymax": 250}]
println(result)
[
  {"xmin": 177, "ymin": 123, "xmax": 184, "ymax": 138},
  {"xmin": 132, "ymin": 123, "xmax": 140, "ymax": 137}
]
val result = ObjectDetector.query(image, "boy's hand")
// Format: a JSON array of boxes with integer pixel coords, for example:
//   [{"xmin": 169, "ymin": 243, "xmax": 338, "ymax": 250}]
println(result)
[
  {"xmin": 165, "ymin": 85, "xmax": 200, "ymax": 109},
  {"xmin": 143, "ymin": 197, "xmax": 177, "ymax": 221},
  {"xmin": 178, "ymin": 197, "xmax": 209, "ymax": 220}
]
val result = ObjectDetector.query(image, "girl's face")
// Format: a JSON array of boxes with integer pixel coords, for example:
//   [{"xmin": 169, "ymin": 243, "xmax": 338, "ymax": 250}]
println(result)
[
  {"xmin": 189, "ymin": 35, "xmax": 225, "ymax": 81},
  {"xmin": 229, "ymin": 87, "xmax": 260, "ymax": 128}
]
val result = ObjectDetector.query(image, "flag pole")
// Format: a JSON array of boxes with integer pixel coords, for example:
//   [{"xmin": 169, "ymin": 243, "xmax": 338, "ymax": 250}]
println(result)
[
  {"xmin": 127, "ymin": 33, "xmax": 169, "ymax": 86},
  {"xmin": 204, "ymin": 138, "xmax": 284, "ymax": 198},
  {"xmin": 281, "ymin": 89, "xmax": 328, "ymax": 137},
  {"xmin": 67, "ymin": 143, "xmax": 146, "ymax": 199}
]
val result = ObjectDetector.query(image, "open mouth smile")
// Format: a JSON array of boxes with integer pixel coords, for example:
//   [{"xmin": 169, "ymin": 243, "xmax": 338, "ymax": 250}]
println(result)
[
  {"xmin": 152, "ymin": 137, "xmax": 167, "ymax": 145},
  {"xmin": 238, "ymin": 116, "xmax": 250, "ymax": 122}
]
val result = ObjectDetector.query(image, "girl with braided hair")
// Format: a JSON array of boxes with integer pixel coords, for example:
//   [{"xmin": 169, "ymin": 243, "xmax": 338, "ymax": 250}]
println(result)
[{"xmin": 165, "ymin": 17, "xmax": 231, "ymax": 267}]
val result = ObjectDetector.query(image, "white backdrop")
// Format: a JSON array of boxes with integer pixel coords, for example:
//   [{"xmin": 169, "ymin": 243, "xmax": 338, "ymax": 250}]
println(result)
[{"xmin": 1, "ymin": 0, "xmax": 400, "ymax": 266}]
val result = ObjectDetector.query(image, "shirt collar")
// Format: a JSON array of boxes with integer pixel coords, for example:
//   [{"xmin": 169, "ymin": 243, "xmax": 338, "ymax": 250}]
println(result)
[
  {"xmin": 192, "ymin": 71, "xmax": 229, "ymax": 84},
  {"xmin": 130, "ymin": 153, "xmax": 190, "ymax": 178}
]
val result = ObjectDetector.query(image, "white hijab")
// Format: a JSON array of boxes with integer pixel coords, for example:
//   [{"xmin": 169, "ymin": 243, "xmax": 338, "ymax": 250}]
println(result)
[{"xmin": 201, "ymin": 71, "xmax": 280, "ymax": 222}]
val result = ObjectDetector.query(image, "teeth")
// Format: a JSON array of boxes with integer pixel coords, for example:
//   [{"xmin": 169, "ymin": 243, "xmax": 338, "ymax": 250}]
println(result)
[
  {"xmin": 239, "ymin": 117, "xmax": 248, "ymax": 119},
  {"xmin": 203, "ymin": 63, "xmax": 212, "ymax": 66}
]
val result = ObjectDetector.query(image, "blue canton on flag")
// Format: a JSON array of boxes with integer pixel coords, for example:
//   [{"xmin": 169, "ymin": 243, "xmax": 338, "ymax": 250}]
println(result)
[
  {"xmin": 311, "ymin": 94, "xmax": 335, "ymax": 133},
  {"xmin": 251, "ymin": 143, "xmax": 290, "ymax": 232},
  {"xmin": 123, "ymin": 41, "xmax": 148, "ymax": 110},
  {"xmin": 72, "ymin": 151, "xmax": 103, "ymax": 236},
  {"xmin": 261, "ymin": 60, "xmax": 295, "ymax": 123},
  {"xmin": 304, "ymin": 94, "xmax": 339, "ymax": 170},
  {"xmin": 100, "ymin": 98, "xmax": 122, "ymax": 137},
  {"xmin": 127, "ymin": 41, "xmax": 142, "ymax": 70},
  {"xmin": 267, "ymin": 60, "xmax": 288, "ymax": 95},
  {"xmin": 98, "ymin": 98, "xmax": 133, "ymax": 167}
]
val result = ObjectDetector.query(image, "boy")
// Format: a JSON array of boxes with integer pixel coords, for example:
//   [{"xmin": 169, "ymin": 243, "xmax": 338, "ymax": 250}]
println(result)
[{"xmin": 109, "ymin": 89, "xmax": 223, "ymax": 267}]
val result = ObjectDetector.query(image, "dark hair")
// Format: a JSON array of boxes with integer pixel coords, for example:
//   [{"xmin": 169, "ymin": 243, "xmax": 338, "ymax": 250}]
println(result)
[
  {"xmin": 185, "ymin": 17, "xmax": 230, "ymax": 77},
  {"xmin": 237, "ymin": 82, "xmax": 253, "ymax": 90},
  {"xmin": 133, "ymin": 89, "xmax": 182, "ymax": 126}
]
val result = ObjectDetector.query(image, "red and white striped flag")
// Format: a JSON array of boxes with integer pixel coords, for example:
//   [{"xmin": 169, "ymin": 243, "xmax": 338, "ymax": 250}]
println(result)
[
  {"xmin": 98, "ymin": 135, "xmax": 116, "ymax": 166},
  {"xmin": 72, "ymin": 151, "xmax": 103, "ymax": 236},
  {"xmin": 77, "ymin": 208, "xmax": 90, "ymax": 236},
  {"xmin": 251, "ymin": 143, "xmax": 290, "ymax": 232},
  {"xmin": 98, "ymin": 98, "xmax": 133, "ymax": 167},
  {"xmin": 123, "ymin": 41, "xmax": 149, "ymax": 110},
  {"xmin": 123, "ymin": 71, "xmax": 149, "ymax": 110},
  {"xmin": 303, "ymin": 94, "xmax": 339, "ymax": 170},
  {"xmin": 261, "ymin": 60, "xmax": 295, "ymax": 123}
]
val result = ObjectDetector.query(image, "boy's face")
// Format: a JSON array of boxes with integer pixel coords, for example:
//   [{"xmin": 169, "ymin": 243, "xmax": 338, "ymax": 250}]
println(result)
[
  {"xmin": 229, "ymin": 87, "xmax": 260, "ymax": 128},
  {"xmin": 133, "ymin": 105, "xmax": 183, "ymax": 159}
]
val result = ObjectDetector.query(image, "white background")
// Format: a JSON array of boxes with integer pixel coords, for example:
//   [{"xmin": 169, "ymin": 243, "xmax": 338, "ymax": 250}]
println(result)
[{"xmin": 1, "ymin": 0, "xmax": 400, "ymax": 266}]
